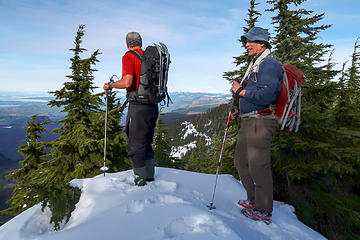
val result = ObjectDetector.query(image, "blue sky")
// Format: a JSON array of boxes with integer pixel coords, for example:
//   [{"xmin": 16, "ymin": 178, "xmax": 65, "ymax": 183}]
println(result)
[{"xmin": 0, "ymin": 0, "xmax": 359, "ymax": 94}]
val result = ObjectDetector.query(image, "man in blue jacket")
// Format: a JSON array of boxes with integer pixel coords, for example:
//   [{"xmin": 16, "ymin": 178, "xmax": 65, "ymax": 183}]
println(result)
[{"xmin": 231, "ymin": 27, "xmax": 283, "ymax": 223}]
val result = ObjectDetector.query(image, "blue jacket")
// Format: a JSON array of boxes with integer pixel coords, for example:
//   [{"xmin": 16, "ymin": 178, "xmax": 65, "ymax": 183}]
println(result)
[{"xmin": 240, "ymin": 52, "xmax": 283, "ymax": 114}]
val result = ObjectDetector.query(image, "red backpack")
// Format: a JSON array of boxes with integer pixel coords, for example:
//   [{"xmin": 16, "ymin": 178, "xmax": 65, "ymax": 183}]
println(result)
[
  {"xmin": 241, "ymin": 52, "xmax": 304, "ymax": 132},
  {"xmin": 274, "ymin": 64, "xmax": 304, "ymax": 132}
]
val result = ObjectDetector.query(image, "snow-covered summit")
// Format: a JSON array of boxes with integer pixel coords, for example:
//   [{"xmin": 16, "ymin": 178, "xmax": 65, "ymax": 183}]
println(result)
[{"xmin": 0, "ymin": 168, "xmax": 326, "ymax": 240}]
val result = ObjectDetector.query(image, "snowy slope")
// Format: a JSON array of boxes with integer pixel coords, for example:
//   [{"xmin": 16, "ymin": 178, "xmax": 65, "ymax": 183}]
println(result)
[
  {"xmin": 0, "ymin": 168, "xmax": 327, "ymax": 240},
  {"xmin": 170, "ymin": 121, "xmax": 211, "ymax": 159}
]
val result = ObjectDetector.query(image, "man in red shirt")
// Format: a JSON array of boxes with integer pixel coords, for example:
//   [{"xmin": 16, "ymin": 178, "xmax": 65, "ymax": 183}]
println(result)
[{"xmin": 104, "ymin": 32, "xmax": 158, "ymax": 186}]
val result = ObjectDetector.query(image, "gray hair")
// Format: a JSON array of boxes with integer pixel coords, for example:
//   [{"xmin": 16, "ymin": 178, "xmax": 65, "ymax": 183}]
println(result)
[{"xmin": 126, "ymin": 32, "xmax": 142, "ymax": 47}]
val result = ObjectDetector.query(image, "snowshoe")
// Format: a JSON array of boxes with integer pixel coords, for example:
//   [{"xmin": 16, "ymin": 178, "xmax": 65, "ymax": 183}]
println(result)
[
  {"xmin": 237, "ymin": 199, "xmax": 254, "ymax": 209},
  {"xmin": 241, "ymin": 208, "xmax": 272, "ymax": 225}
]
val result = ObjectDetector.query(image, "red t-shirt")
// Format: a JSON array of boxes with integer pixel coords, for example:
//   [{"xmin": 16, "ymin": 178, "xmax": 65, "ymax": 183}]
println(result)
[{"xmin": 122, "ymin": 49, "xmax": 143, "ymax": 91}]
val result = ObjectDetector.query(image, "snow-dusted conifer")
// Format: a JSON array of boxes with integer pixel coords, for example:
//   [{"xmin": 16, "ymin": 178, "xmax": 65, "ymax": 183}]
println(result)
[{"xmin": 4, "ymin": 115, "xmax": 49, "ymax": 215}]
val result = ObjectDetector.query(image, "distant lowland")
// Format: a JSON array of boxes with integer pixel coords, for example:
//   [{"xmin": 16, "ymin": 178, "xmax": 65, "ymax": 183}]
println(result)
[{"xmin": 0, "ymin": 91, "xmax": 230, "ymax": 125}]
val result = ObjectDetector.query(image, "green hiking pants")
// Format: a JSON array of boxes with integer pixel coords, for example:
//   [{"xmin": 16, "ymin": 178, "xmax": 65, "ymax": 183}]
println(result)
[{"xmin": 234, "ymin": 118, "xmax": 277, "ymax": 213}]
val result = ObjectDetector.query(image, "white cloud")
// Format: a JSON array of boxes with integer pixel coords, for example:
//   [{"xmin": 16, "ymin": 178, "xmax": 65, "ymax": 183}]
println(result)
[{"xmin": 1, "ymin": 0, "xmax": 359, "ymax": 93}]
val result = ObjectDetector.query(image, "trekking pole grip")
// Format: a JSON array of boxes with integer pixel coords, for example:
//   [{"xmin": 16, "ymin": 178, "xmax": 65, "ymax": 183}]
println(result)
[{"xmin": 107, "ymin": 74, "xmax": 118, "ymax": 90}]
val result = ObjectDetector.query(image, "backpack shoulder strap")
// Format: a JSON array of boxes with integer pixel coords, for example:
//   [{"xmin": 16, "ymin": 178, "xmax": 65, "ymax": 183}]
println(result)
[
  {"xmin": 252, "ymin": 48, "xmax": 271, "ymax": 73},
  {"xmin": 241, "ymin": 49, "xmax": 272, "ymax": 84},
  {"xmin": 126, "ymin": 50, "xmax": 142, "ymax": 61}
]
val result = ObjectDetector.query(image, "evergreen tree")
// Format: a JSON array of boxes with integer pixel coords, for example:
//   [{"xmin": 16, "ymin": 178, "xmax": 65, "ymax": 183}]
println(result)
[
  {"xmin": 153, "ymin": 109, "xmax": 176, "ymax": 168},
  {"xmin": 48, "ymin": 24, "xmax": 103, "ymax": 182},
  {"xmin": 29, "ymin": 24, "xmax": 104, "ymax": 230},
  {"xmin": 266, "ymin": 1, "xmax": 360, "ymax": 238},
  {"xmin": 3, "ymin": 115, "xmax": 49, "ymax": 215},
  {"xmin": 329, "ymin": 41, "xmax": 360, "ymax": 238},
  {"xmin": 334, "ymin": 43, "xmax": 360, "ymax": 131},
  {"xmin": 223, "ymin": 0, "xmax": 261, "ymax": 83},
  {"xmin": 221, "ymin": 0, "xmax": 360, "ymax": 237},
  {"xmin": 346, "ymin": 37, "xmax": 360, "ymax": 107},
  {"xmin": 218, "ymin": 122, "xmax": 239, "ymax": 178},
  {"xmin": 186, "ymin": 138, "xmax": 212, "ymax": 173},
  {"xmin": 207, "ymin": 125, "xmax": 238, "ymax": 178},
  {"xmin": 183, "ymin": 105, "xmax": 238, "ymax": 177}
]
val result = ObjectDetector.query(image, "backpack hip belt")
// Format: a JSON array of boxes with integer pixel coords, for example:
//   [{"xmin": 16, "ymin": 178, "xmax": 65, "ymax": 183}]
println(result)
[{"xmin": 241, "ymin": 108, "xmax": 276, "ymax": 119}]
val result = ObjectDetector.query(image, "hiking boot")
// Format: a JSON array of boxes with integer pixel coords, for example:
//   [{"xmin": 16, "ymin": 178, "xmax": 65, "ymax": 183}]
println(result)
[
  {"xmin": 237, "ymin": 199, "xmax": 255, "ymax": 209},
  {"xmin": 241, "ymin": 208, "xmax": 272, "ymax": 225},
  {"xmin": 145, "ymin": 159, "xmax": 155, "ymax": 181},
  {"xmin": 133, "ymin": 167, "xmax": 147, "ymax": 186}
]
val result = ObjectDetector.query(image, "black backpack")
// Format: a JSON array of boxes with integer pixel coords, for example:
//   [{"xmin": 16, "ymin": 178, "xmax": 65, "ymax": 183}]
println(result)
[{"xmin": 126, "ymin": 43, "xmax": 171, "ymax": 106}]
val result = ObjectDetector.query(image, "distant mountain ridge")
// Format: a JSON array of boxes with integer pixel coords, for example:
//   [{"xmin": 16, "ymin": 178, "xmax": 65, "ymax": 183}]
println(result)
[{"xmin": 0, "ymin": 91, "xmax": 231, "ymax": 123}]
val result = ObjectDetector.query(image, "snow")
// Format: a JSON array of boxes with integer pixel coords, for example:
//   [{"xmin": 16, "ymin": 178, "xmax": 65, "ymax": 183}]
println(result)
[
  {"xmin": 171, "ymin": 121, "xmax": 212, "ymax": 159},
  {"xmin": 0, "ymin": 168, "xmax": 327, "ymax": 240},
  {"xmin": 170, "ymin": 141, "xmax": 197, "ymax": 159},
  {"xmin": 181, "ymin": 121, "xmax": 211, "ymax": 145},
  {"xmin": 205, "ymin": 120, "xmax": 212, "ymax": 127}
]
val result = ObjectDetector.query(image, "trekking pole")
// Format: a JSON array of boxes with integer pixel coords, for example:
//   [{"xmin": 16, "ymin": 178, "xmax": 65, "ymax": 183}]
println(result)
[
  {"xmin": 207, "ymin": 108, "xmax": 232, "ymax": 210},
  {"xmin": 100, "ymin": 75, "xmax": 117, "ymax": 176}
]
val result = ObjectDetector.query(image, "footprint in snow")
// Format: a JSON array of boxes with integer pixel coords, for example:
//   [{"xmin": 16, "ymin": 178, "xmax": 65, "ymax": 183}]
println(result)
[
  {"xmin": 153, "ymin": 180, "xmax": 177, "ymax": 193},
  {"xmin": 126, "ymin": 195, "xmax": 187, "ymax": 214},
  {"xmin": 162, "ymin": 214, "xmax": 231, "ymax": 238}
]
